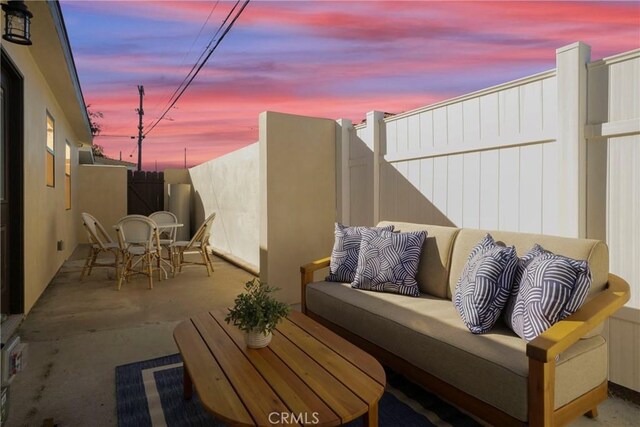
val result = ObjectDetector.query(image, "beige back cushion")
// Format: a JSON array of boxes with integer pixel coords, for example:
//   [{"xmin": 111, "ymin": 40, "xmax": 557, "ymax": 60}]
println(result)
[
  {"xmin": 378, "ymin": 221, "xmax": 460, "ymax": 298},
  {"xmin": 448, "ymin": 229, "xmax": 609, "ymax": 300}
]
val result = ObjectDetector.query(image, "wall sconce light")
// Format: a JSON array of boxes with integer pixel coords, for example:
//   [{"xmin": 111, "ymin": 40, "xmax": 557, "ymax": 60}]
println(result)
[{"xmin": 2, "ymin": 1, "xmax": 33, "ymax": 46}]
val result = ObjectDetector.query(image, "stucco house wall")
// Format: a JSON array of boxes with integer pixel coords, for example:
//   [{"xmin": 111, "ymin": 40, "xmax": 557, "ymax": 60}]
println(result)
[
  {"xmin": 76, "ymin": 165, "xmax": 127, "ymax": 244},
  {"xmin": 2, "ymin": 1, "xmax": 92, "ymax": 313}
]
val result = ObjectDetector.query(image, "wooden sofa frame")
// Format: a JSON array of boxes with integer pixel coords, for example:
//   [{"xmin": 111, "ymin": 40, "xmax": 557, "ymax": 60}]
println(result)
[{"xmin": 301, "ymin": 257, "xmax": 630, "ymax": 427}]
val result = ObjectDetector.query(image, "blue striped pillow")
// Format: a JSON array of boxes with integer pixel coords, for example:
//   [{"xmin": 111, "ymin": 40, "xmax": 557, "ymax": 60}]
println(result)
[
  {"xmin": 502, "ymin": 244, "xmax": 545, "ymax": 327},
  {"xmin": 326, "ymin": 223, "xmax": 394, "ymax": 283},
  {"xmin": 351, "ymin": 229, "xmax": 427, "ymax": 297},
  {"xmin": 506, "ymin": 245, "xmax": 592, "ymax": 342},
  {"xmin": 453, "ymin": 234, "xmax": 518, "ymax": 334}
]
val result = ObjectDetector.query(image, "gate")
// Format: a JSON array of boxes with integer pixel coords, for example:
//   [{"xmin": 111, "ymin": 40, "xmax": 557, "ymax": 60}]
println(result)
[{"xmin": 127, "ymin": 171, "xmax": 164, "ymax": 215}]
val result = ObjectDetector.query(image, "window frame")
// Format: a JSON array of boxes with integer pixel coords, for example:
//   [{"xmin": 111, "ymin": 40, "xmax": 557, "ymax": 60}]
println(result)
[
  {"xmin": 46, "ymin": 111, "xmax": 55, "ymax": 188},
  {"xmin": 65, "ymin": 140, "xmax": 71, "ymax": 210}
]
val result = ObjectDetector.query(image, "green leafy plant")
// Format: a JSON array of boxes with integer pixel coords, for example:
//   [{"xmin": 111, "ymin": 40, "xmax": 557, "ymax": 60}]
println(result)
[{"xmin": 225, "ymin": 279, "xmax": 290, "ymax": 334}]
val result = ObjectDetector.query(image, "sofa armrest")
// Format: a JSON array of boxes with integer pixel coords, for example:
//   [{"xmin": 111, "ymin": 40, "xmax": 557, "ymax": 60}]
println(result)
[
  {"xmin": 527, "ymin": 273, "xmax": 630, "ymax": 363},
  {"xmin": 300, "ymin": 256, "xmax": 331, "ymax": 314}
]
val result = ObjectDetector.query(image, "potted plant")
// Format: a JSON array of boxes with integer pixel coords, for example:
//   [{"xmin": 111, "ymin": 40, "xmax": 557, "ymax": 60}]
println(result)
[{"xmin": 225, "ymin": 278, "xmax": 291, "ymax": 348}]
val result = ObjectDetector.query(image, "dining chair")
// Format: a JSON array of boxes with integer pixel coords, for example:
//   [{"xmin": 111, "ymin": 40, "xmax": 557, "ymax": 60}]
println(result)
[
  {"xmin": 80, "ymin": 212, "xmax": 121, "ymax": 280},
  {"xmin": 170, "ymin": 213, "xmax": 216, "ymax": 276},
  {"xmin": 149, "ymin": 211, "xmax": 179, "ymax": 276},
  {"xmin": 115, "ymin": 215, "xmax": 162, "ymax": 290},
  {"xmin": 149, "ymin": 211, "xmax": 178, "ymax": 243}
]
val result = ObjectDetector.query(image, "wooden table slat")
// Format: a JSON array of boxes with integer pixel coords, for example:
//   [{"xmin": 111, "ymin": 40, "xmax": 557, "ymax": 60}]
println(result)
[
  {"xmin": 191, "ymin": 313, "xmax": 291, "ymax": 426},
  {"xmin": 277, "ymin": 317, "xmax": 384, "ymax": 405},
  {"xmin": 173, "ymin": 321, "xmax": 254, "ymax": 425},
  {"xmin": 269, "ymin": 329, "xmax": 368, "ymax": 423},
  {"xmin": 209, "ymin": 310, "xmax": 341, "ymax": 427},
  {"xmin": 287, "ymin": 311, "xmax": 386, "ymax": 386}
]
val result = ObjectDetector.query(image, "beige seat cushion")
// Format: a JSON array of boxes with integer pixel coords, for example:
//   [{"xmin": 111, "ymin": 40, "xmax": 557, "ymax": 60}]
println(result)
[
  {"xmin": 377, "ymin": 222, "xmax": 459, "ymax": 298},
  {"xmin": 306, "ymin": 282, "xmax": 607, "ymax": 422}
]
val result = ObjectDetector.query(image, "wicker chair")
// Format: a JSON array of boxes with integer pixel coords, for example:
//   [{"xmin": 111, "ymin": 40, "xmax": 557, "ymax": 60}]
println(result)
[
  {"xmin": 80, "ymin": 212, "xmax": 121, "ymax": 280},
  {"xmin": 115, "ymin": 215, "xmax": 162, "ymax": 290},
  {"xmin": 149, "ymin": 211, "xmax": 179, "ymax": 273},
  {"xmin": 170, "ymin": 213, "xmax": 216, "ymax": 276}
]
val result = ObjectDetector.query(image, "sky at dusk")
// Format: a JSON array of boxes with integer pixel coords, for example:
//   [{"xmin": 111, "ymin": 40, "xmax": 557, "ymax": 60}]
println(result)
[{"xmin": 59, "ymin": 1, "xmax": 640, "ymax": 170}]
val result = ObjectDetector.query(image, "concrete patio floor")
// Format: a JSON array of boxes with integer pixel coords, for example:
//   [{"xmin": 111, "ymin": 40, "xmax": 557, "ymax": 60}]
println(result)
[
  {"xmin": 5, "ymin": 246, "xmax": 640, "ymax": 426},
  {"xmin": 7, "ymin": 245, "xmax": 255, "ymax": 426}
]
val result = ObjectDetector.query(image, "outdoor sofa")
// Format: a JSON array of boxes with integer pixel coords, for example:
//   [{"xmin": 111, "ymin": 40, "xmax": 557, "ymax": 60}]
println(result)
[{"xmin": 300, "ymin": 222, "xmax": 630, "ymax": 426}]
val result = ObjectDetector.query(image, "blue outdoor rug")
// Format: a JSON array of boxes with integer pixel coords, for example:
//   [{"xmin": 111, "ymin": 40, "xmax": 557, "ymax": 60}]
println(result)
[{"xmin": 116, "ymin": 354, "xmax": 480, "ymax": 427}]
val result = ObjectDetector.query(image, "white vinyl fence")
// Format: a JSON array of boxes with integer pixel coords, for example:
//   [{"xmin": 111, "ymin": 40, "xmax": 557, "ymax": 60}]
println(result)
[
  {"xmin": 585, "ymin": 49, "xmax": 640, "ymax": 391},
  {"xmin": 381, "ymin": 70, "xmax": 559, "ymax": 235}
]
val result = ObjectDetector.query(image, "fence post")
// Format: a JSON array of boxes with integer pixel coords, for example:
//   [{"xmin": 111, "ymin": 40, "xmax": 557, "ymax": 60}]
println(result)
[
  {"xmin": 556, "ymin": 42, "xmax": 590, "ymax": 238},
  {"xmin": 369, "ymin": 111, "xmax": 385, "ymax": 225},
  {"xmin": 336, "ymin": 119, "xmax": 352, "ymax": 224}
]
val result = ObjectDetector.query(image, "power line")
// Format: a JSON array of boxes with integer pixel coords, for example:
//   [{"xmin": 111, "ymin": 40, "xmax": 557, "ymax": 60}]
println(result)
[
  {"xmin": 145, "ymin": 0, "xmax": 241, "ymax": 134},
  {"xmin": 147, "ymin": 0, "xmax": 221, "ymax": 121},
  {"xmin": 143, "ymin": 0, "xmax": 250, "ymax": 138},
  {"xmin": 179, "ymin": 0, "xmax": 221, "ymax": 75},
  {"xmin": 128, "ymin": 1, "xmax": 235, "ymax": 164}
]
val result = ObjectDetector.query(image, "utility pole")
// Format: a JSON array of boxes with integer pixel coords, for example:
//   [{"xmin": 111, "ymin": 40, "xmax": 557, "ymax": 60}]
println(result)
[
  {"xmin": 184, "ymin": 147, "xmax": 187, "ymax": 169},
  {"xmin": 136, "ymin": 85, "xmax": 145, "ymax": 171}
]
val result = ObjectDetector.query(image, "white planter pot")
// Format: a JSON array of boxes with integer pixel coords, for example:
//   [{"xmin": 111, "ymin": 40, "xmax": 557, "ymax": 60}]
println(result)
[{"xmin": 245, "ymin": 330, "xmax": 272, "ymax": 348}]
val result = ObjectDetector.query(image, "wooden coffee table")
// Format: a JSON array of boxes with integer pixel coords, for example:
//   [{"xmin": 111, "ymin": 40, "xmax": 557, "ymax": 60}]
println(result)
[{"xmin": 173, "ymin": 310, "xmax": 385, "ymax": 426}]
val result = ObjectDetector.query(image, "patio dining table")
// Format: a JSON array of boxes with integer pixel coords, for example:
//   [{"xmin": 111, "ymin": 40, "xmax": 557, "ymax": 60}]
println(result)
[
  {"xmin": 112, "ymin": 221, "xmax": 184, "ymax": 278},
  {"xmin": 111, "ymin": 222, "xmax": 184, "ymax": 239},
  {"xmin": 155, "ymin": 222, "xmax": 184, "ymax": 231},
  {"xmin": 151, "ymin": 222, "xmax": 183, "ymax": 276}
]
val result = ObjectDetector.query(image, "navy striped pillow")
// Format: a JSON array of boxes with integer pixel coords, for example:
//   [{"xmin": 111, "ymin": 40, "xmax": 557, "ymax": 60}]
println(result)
[
  {"xmin": 507, "ymin": 245, "xmax": 592, "ymax": 342},
  {"xmin": 502, "ymin": 244, "xmax": 545, "ymax": 327},
  {"xmin": 351, "ymin": 229, "xmax": 427, "ymax": 297},
  {"xmin": 326, "ymin": 223, "xmax": 394, "ymax": 283},
  {"xmin": 453, "ymin": 234, "xmax": 518, "ymax": 334}
]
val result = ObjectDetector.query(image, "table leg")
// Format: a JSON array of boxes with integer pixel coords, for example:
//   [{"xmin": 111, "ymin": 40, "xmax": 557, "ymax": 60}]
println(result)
[
  {"xmin": 184, "ymin": 366, "xmax": 193, "ymax": 400},
  {"xmin": 363, "ymin": 401, "xmax": 378, "ymax": 427}
]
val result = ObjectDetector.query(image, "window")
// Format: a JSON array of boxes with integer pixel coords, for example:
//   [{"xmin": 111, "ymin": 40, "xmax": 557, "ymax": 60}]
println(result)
[
  {"xmin": 46, "ymin": 112, "xmax": 55, "ymax": 187},
  {"xmin": 65, "ymin": 141, "xmax": 71, "ymax": 210}
]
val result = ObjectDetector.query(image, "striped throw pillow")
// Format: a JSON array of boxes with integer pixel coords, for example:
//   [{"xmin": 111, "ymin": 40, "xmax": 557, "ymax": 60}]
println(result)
[
  {"xmin": 502, "ymin": 244, "xmax": 545, "ymax": 327},
  {"xmin": 453, "ymin": 234, "xmax": 518, "ymax": 334},
  {"xmin": 507, "ymin": 245, "xmax": 592, "ymax": 342},
  {"xmin": 326, "ymin": 223, "xmax": 394, "ymax": 283},
  {"xmin": 351, "ymin": 229, "xmax": 427, "ymax": 297}
]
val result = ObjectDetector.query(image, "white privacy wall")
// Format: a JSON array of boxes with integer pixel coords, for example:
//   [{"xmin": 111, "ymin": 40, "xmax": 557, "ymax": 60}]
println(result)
[
  {"xmin": 586, "ymin": 50, "xmax": 640, "ymax": 310},
  {"xmin": 380, "ymin": 72, "xmax": 558, "ymax": 235},
  {"xmin": 188, "ymin": 143, "xmax": 260, "ymax": 271},
  {"xmin": 341, "ymin": 69, "xmax": 563, "ymax": 236},
  {"xmin": 586, "ymin": 49, "xmax": 640, "ymax": 392}
]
